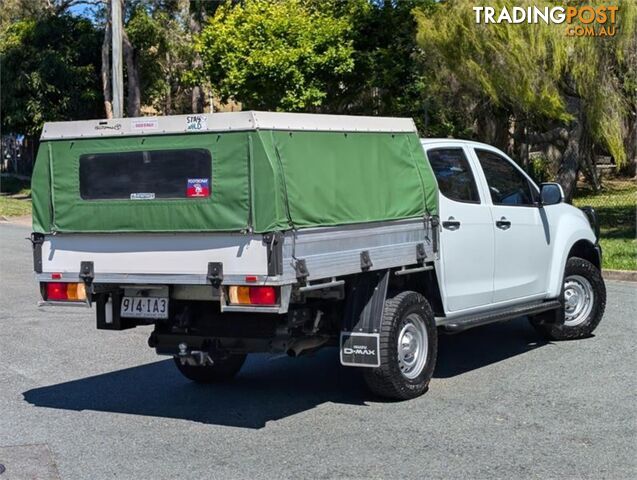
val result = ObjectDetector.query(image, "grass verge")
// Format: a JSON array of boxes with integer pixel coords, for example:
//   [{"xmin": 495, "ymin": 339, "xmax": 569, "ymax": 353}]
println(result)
[
  {"xmin": 0, "ymin": 175, "xmax": 32, "ymax": 218},
  {"xmin": 0, "ymin": 197, "xmax": 32, "ymax": 217},
  {"xmin": 574, "ymin": 178, "xmax": 636, "ymax": 271}
]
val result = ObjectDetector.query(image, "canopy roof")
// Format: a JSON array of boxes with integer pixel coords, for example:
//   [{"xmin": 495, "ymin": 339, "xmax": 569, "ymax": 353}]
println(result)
[{"xmin": 40, "ymin": 111, "xmax": 418, "ymax": 141}]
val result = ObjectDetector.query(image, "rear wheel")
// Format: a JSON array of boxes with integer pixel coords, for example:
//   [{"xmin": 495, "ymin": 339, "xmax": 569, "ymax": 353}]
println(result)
[
  {"xmin": 363, "ymin": 291, "xmax": 437, "ymax": 400},
  {"xmin": 173, "ymin": 353, "xmax": 246, "ymax": 383},
  {"xmin": 531, "ymin": 257, "xmax": 606, "ymax": 340}
]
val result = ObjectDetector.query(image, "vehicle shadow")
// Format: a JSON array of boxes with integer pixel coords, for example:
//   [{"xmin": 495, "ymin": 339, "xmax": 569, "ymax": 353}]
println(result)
[
  {"xmin": 23, "ymin": 317, "xmax": 548, "ymax": 429},
  {"xmin": 23, "ymin": 351, "xmax": 369, "ymax": 429},
  {"xmin": 435, "ymin": 316, "xmax": 549, "ymax": 378}
]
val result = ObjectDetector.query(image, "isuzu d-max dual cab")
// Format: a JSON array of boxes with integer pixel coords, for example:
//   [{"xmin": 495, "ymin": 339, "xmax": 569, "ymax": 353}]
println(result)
[{"xmin": 31, "ymin": 112, "xmax": 605, "ymax": 399}]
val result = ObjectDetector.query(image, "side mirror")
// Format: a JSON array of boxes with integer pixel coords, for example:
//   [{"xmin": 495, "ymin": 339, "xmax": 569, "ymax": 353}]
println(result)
[{"xmin": 539, "ymin": 182, "xmax": 564, "ymax": 206}]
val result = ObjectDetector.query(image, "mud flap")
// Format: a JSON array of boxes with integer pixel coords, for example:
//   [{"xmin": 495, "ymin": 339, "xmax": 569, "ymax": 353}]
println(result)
[
  {"xmin": 340, "ymin": 332, "xmax": 380, "ymax": 367},
  {"xmin": 340, "ymin": 270, "xmax": 389, "ymax": 368}
]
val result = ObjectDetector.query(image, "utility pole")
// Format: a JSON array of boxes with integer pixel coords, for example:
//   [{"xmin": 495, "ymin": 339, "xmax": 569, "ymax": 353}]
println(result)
[{"xmin": 111, "ymin": 0, "xmax": 124, "ymax": 118}]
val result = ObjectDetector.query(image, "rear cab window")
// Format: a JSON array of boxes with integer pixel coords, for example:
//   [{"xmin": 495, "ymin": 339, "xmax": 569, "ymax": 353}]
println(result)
[
  {"xmin": 426, "ymin": 148, "xmax": 480, "ymax": 203},
  {"xmin": 79, "ymin": 148, "xmax": 211, "ymax": 200}
]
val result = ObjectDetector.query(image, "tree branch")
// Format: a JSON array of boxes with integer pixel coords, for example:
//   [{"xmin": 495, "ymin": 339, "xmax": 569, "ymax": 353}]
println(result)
[{"xmin": 513, "ymin": 126, "xmax": 570, "ymax": 145}]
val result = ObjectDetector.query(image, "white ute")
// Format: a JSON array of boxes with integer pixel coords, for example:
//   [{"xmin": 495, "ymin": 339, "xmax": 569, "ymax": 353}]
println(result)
[{"xmin": 32, "ymin": 113, "xmax": 606, "ymax": 400}]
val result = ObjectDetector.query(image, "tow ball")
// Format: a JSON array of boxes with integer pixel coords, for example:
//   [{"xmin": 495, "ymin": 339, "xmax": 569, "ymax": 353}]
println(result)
[{"xmin": 176, "ymin": 343, "xmax": 214, "ymax": 367}]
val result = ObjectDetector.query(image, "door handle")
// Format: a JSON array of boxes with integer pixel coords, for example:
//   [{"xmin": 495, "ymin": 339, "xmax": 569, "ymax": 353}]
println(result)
[
  {"xmin": 496, "ymin": 217, "xmax": 511, "ymax": 230},
  {"xmin": 442, "ymin": 217, "xmax": 461, "ymax": 231}
]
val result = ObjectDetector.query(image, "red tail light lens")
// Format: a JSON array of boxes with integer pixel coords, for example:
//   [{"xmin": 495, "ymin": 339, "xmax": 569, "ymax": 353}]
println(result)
[
  {"xmin": 247, "ymin": 286, "xmax": 277, "ymax": 305},
  {"xmin": 46, "ymin": 282, "xmax": 68, "ymax": 300}
]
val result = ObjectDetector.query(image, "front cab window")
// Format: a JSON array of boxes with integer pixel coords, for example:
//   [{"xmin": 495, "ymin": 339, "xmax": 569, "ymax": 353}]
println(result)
[{"xmin": 475, "ymin": 149, "xmax": 538, "ymax": 206}]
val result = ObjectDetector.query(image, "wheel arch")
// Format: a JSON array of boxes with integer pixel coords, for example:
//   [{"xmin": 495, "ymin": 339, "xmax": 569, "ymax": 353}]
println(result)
[
  {"xmin": 388, "ymin": 268, "xmax": 444, "ymax": 317},
  {"xmin": 568, "ymin": 239, "xmax": 601, "ymax": 270},
  {"xmin": 547, "ymin": 232, "xmax": 598, "ymax": 298}
]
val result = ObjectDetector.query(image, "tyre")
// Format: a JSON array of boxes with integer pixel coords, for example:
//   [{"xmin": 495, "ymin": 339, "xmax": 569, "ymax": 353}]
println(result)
[
  {"xmin": 363, "ymin": 291, "xmax": 438, "ymax": 400},
  {"xmin": 531, "ymin": 257, "xmax": 606, "ymax": 340},
  {"xmin": 173, "ymin": 353, "xmax": 246, "ymax": 383}
]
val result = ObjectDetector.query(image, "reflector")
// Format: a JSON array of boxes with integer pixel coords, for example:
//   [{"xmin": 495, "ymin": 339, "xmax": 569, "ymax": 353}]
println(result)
[
  {"xmin": 67, "ymin": 283, "xmax": 79, "ymax": 300},
  {"xmin": 229, "ymin": 286, "xmax": 251, "ymax": 304}
]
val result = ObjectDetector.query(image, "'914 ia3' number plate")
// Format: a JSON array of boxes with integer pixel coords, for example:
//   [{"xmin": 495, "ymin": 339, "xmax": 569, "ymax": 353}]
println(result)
[{"xmin": 121, "ymin": 296, "xmax": 168, "ymax": 319}]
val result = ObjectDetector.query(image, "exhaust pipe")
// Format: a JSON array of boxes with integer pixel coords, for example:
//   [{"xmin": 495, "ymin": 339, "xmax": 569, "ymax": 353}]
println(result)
[{"xmin": 286, "ymin": 336, "xmax": 329, "ymax": 357}]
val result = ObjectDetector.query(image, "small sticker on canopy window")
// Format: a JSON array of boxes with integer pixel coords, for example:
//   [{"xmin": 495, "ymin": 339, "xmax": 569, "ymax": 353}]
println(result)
[
  {"xmin": 130, "ymin": 192, "xmax": 155, "ymax": 200},
  {"xmin": 187, "ymin": 178, "xmax": 210, "ymax": 198}
]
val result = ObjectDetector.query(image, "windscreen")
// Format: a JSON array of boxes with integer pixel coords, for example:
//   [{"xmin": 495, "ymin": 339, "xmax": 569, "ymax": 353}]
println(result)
[{"xmin": 79, "ymin": 148, "xmax": 211, "ymax": 200}]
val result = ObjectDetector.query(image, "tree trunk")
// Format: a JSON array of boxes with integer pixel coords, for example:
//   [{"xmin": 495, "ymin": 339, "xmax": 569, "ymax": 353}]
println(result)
[
  {"xmin": 186, "ymin": 0, "xmax": 205, "ymax": 113},
  {"xmin": 512, "ymin": 117, "xmax": 529, "ymax": 170},
  {"xmin": 122, "ymin": 29, "xmax": 141, "ymax": 117},
  {"xmin": 556, "ymin": 123, "xmax": 581, "ymax": 203},
  {"xmin": 621, "ymin": 109, "xmax": 637, "ymax": 177},
  {"xmin": 578, "ymin": 122, "xmax": 600, "ymax": 192},
  {"xmin": 165, "ymin": 51, "xmax": 172, "ymax": 115},
  {"xmin": 556, "ymin": 95, "xmax": 595, "ymax": 202},
  {"xmin": 475, "ymin": 105, "xmax": 509, "ymax": 152},
  {"xmin": 101, "ymin": 7, "xmax": 113, "ymax": 119},
  {"xmin": 191, "ymin": 83, "xmax": 204, "ymax": 114}
]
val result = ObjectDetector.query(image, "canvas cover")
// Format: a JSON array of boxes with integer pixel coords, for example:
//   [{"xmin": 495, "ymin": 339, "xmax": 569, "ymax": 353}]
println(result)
[{"xmin": 32, "ymin": 126, "xmax": 438, "ymax": 234}]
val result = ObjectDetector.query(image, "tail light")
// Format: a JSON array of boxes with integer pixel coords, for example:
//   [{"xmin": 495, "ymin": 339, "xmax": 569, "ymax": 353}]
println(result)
[
  {"xmin": 46, "ymin": 282, "xmax": 68, "ymax": 300},
  {"xmin": 44, "ymin": 282, "xmax": 87, "ymax": 302},
  {"xmin": 228, "ymin": 286, "xmax": 277, "ymax": 305},
  {"xmin": 248, "ymin": 286, "xmax": 277, "ymax": 305}
]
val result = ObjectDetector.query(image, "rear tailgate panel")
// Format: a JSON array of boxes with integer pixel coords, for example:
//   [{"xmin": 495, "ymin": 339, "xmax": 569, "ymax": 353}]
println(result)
[{"xmin": 40, "ymin": 233, "xmax": 269, "ymax": 283}]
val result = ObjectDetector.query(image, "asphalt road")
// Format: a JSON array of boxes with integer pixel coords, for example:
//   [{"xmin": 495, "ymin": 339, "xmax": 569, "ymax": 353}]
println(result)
[{"xmin": 0, "ymin": 222, "xmax": 635, "ymax": 480}]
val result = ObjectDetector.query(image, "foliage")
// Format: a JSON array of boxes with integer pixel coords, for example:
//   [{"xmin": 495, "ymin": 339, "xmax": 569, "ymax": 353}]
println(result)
[
  {"xmin": 330, "ymin": 1, "xmax": 437, "ymax": 121},
  {"xmin": 0, "ymin": 14, "xmax": 102, "ymax": 136},
  {"xmin": 530, "ymin": 155, "xmax": 553, "ymax": 184},
  {"xmin": 197, "ymin": 0, "xmax": 355, "ymax": 111},
  {"xmin": 123, "ymin": 1, "xmax": 213, "ymax": 115},
  {"xmin": 0, "ymin": 176, "xmax": 30, "ymax": 195},
  {"xmin": 126, "ymin": 6, "xmax": 172, "ymax": 111},
  {"xmin": 414, "ymin": 0, "xmax": 635, "ymax": 169}
]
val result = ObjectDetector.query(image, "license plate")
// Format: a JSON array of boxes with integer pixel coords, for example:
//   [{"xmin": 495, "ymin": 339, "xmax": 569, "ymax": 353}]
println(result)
[{"xmin": 120, "ymin": 296, "xmax": 168, "ymax": 319}]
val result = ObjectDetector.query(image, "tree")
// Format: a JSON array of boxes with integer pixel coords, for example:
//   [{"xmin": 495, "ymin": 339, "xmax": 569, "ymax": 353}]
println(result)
[
  {"xmin": 196, "ymin": 0, "xmax": 355, "ymax": 111},
  {"xmin": 0, "ymin": 14, "xmax": 102, "ymax": 136},
  {"xmin": 0, "ymin": 0, "xmax": 99, "ymax": 28},
  {"xmin": 328, "ymin": 0, "xmax": 436, "ymax": 121},
  {"xmin": 415, "ymin": 0, "xmax": 636, "ymax": 199}
]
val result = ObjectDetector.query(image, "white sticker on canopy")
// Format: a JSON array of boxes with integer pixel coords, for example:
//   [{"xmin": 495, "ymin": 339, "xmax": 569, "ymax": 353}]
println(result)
[
  {"xmin": 131, "ymin": 118, "xmax": 159, "ymax": 130},
  {"xmin": 130, "ymin": 192, "xmax": 155, "ymax": 200}
]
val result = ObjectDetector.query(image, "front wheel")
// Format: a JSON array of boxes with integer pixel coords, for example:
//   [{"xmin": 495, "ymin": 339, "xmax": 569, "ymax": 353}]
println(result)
[
  {"xmin": 531, "ymin": 257, "xmax": 606, "ymax": 340},
  {"xmin": 363, "ymin": 291, "xmax": 438, "ymax": 400},
  {"xmin": 173, "ymin": 353, "xmax": 246, "ymax": 383}
]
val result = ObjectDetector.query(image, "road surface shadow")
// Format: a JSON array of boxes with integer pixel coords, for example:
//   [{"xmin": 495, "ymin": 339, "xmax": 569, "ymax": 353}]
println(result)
[
  {"xmin": 23, "ymin": 317, "xmax": 547, "ymax": 428},
  {"xmin": 436, "ymin": 316, "xmax": 549, "ymax": 378},
  {"xmin": 24, "ymin": 351, "xmax": 369, "ymax": 429}
]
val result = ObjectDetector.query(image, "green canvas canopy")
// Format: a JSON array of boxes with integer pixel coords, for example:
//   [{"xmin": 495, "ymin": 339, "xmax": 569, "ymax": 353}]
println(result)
[{"xmin": 32, "ymin": 112, "xmax": 438, "ymax": 234}]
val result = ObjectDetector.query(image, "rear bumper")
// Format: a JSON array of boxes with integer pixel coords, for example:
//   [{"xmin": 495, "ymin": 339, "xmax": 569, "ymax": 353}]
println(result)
[{"xmin": 38, "ymin": 300, "xmax": 90, "ymax": 308}]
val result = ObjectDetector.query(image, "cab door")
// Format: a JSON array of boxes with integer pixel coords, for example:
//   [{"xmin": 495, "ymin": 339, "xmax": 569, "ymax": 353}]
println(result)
[
  {"xmin": 424, "ymin": 144, "xmax": 494, "ymax": 312},
  {"xmin": 471, "ymin": 148, "xmax": 552, "ymax": 303}
]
